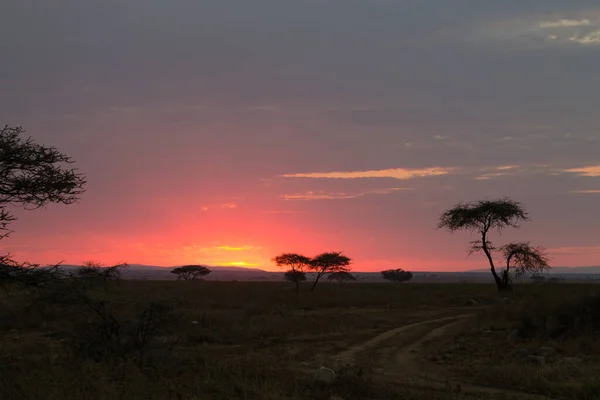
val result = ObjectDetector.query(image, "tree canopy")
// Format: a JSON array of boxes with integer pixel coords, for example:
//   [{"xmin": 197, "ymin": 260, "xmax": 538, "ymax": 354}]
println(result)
[
  {"xmin": 171, "ymin": 265, "xmax": 211, "ymax": 281},
  {"xmin": 283, "ymin": 269, "xmax": 307, "ymax": 287},
  {"xmin": 502, "ymin": 242, "xmax": 550, "ymax": 278},
  {"xmin": 273, "ymin": 253, "xmax": 312, "ymax": 292},
  {"xmin": 0, "ymin": 125, "xmax": 86, "ymax": 239},
  {"xmin": 327, "ymin": 271, "xmax": 356, "ymax": 284},
  {"xmin": 309, "ymin": 251, "xmax": 351, "ymax": 292},
  {"xmin": 381, "ymin": 269, "xmax": 413, "ymax": 283},
  {"xmin": 437, "ymin": 197, "xmax": 529, "ymax": 235}
]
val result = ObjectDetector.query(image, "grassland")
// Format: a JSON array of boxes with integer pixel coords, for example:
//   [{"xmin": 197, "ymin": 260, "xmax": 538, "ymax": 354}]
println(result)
[{"xmin": 1, "ymin": 280, "xmax": 599, "ymax": 399}]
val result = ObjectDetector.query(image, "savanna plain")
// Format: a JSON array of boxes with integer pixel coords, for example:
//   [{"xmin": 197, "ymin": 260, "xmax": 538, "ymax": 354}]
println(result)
[{"xmin": 2, "ymin": 278, "xmax": 600, "ymax": 400}]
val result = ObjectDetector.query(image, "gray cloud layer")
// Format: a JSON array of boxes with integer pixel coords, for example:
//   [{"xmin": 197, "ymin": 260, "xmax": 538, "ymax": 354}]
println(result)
[{"xmin": 1, "ymin": 0, "xmax": 599, "ymax": 266}]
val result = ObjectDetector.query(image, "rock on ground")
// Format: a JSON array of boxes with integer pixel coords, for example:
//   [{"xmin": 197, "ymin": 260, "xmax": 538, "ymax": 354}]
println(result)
[{"xmin": 313, "ymin": 367, "xmax": 336, "ymax": 383}]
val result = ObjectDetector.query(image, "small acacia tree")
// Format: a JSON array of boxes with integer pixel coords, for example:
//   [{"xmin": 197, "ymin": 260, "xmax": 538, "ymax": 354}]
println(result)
[
  {"xmin": 309, "ymin": 251, "xmax": 351, "ymax": 292},
  {"xmin": 273, "ymin": 253, "xmax": 311, "ymax": 293},
  {"xmin": 171, "ymin": 265, "xmax": 211, "ymax": 281},
  {"xmin": 381, "ymin": 269, "xmax": 413, "ymax": 283},
  {"xmin": 437, "ymin": 197, "xmax": 549, "ymax": 292},
  {"xmin": 501, "ymin": 242, "xmax": 549, "ymax": 286},
  {"xmin": 327, "ymin": 271, "xmax": 356, "ymax": 284},
  {"xmin": 283, "ymin": 270, "xmax": 307, "ymax": 288}
]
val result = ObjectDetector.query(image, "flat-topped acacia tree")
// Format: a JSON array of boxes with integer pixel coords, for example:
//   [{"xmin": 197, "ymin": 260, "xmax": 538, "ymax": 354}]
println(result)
[
  {"xmin": 171, "ymin": 265, "xmax": 211, "ymax": 281},
  {"xmin": 273, "ymin": 253, "xmax": 311, "ymax": 293},
  {"xmin": 309, "ymin": 251, "xmax": 351, "ymax": 292},
  {"xmin": 437, "ymin": 197, "xmax": 549, "ymax": 292},
  {"xmin": 327, "ymin": 271, "xmax": 356, "ymax": 284}
]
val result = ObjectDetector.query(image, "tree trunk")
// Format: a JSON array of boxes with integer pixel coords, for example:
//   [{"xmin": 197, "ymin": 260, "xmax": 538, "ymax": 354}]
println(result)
[
  {"xmin": 295, "ymin": 281, "xmax": 300, "ymax": 294},
  {"xmin": 310, "ymin": 275, "xmax": 321, "ymax": 292},
  {"xmin": 481, "ymin": 231, "xmax": 507, "ymax": 292}
]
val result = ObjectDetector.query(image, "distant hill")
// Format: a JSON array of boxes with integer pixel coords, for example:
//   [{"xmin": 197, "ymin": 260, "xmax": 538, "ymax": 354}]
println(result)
[{"xmin": 48, "ymin": 264, "xmax": 600, "ymax": 282}]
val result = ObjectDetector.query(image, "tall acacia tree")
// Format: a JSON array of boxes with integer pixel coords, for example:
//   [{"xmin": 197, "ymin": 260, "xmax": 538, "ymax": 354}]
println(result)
[
  {"xmin": 309, "ymin": 251, "xmax": 351, "ymax": 292},
  {"xmin": 437, "ymin": 198, "xmax": 548, "ymax": 291},
  {"xmin": 272, "ymin": 253, "xmax": 311, "ymax": 293}
]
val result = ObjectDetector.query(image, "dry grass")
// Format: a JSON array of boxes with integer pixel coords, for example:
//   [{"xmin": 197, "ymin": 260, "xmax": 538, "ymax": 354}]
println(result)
[{"xmin": 1, "ymin": 280, "xmax": 599, "ymax": 399}]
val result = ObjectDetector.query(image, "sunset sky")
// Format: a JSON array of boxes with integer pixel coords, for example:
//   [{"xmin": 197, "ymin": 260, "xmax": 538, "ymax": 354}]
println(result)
[{"xmin": 1, "ymin": 1, "xmax": 599, "ymax": 271}]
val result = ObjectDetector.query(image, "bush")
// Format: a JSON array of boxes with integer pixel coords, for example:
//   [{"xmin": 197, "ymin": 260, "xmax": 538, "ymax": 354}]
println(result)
[{"xmin": 517, "ymin": 292, "xmax": 600, "ymax": 339}]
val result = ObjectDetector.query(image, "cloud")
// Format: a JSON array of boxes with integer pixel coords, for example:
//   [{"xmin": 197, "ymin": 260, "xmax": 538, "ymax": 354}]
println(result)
[
  {"xmin": 548, "ymin": 246, "xmax": 600, "ymax": 255},
  {"xmin": 281, "ymin": 167, "xmax": 453, "ymax": 180},
  {"xmin": 202, "ymin": 202, "xmax": 238, "ymax": 211},
  {"xmin": 474, "ymin": 165, "xmax": 523, "ymax": 180},
  {"xmin": 283, "ymin": 187, "xmax": 410, "ymax": 201},
  {"xmin": 569, "ymin": 189, "xmax": 600, "ymax": 194},
  {"xmin": 210, "ymin": 245, "xmax": 261, "ymax": 252},
  {"xmin": 569, "ymin": 30, "xmax": 600, "ymax": 44},
  {"xmin": 562, "ymin": 165, "xmax": 600, "ymax": 177},
  {"xmin": 476, "ymin": 9, "xmax": 600, "ymax": 48},
  {"xmin": 540, "ymin": 19, "xmax": 591, "ymax": 28},
  {"xmin": 177, "ymin": 244, "xmax": 262, "ymax": 254}
]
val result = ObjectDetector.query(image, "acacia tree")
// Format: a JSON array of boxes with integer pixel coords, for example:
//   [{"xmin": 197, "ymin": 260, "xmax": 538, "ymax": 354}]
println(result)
[
  {"xmin": 0, "ymin": 125, "xmax": 86, "ymax": 238},
  {"xmin": 0, "ymin": 125, "xmax": 86, "ymax": 288},
  {"xmin": 283, "ymin": 270, "xmax": 307, "ymax": 288},
  {"xmin": 74, "ymin": 261, "xmax": 128, "ymax": 284},
  {"xmin": 381, "ymin": 269, "xmax": 413, "ymax": 283},
  {"xmin": 309, "ymin": 251, "xmax": 351, "ymax": 292},
  {"xmin": 437, "ymin": 197, "xmax": 549, "ymax": 292},
  {"xmin": 501, "ymin": 242, "xmax": 549, "ymax": 286},
  {"xmin": 273, "ymin": 253, "xmax": 311, "ymax": 293},
  {"xmin": 327, "ymin": 271, "xmax": 356, "ymax": 284},
  {"xmin": 171, "ymin": 265, "xmax": 211, "ymax": 281}
]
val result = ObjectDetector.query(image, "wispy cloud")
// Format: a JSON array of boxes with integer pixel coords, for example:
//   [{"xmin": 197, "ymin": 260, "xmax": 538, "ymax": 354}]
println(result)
[
  {"xmin": 474, "ymin": 165, "xmax": 523, "ymax": 180},
  {"xmin": 540, "ymin": 19, "xmax": 591, "ymax": 28},
  {"xmin": 548, "ymin": 246, "xmax": 600, "ymax": 255},
  {"xmin": 283, "ymin": 187, "xmax": 410, "ymax": 201},
  {"xmin": 562, "ymin": 165, "xmax": 600, "ymax": 177},
  {"xmin": 203, "ymin": 245, "xmax": 261, "ymax": 252},
  {"xmin": 281, "ymin": 167, "xmax": 453, "ymax": 180},
  {"xmin": 569, "ymin": 30, "xmax": 600, "ymax": 44},
  {"xmin": 201, "ymin": 202, "xmax": 238, "ymax": 211},
  {"xmin": 477, "ymin": 9, "xmax": 600, "ymax": 48},
  {"xmin": 569, "ymin": 189, "xmax": 600, "ymax": 194}
]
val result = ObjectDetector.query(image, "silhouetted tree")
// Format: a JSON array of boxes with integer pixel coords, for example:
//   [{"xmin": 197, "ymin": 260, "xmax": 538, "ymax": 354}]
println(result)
[
  {"xmin": 501, "ymin": 242, "xmax": 550, "ymax": 286},
  {"xmin": 309, "ymin": 251, "xmax": 351, "ymax": 292},
  {"xmin": 327, "ymin": 271, "xmax": 356, "ymax": 284},
  {"xmin": 0, "ymin": 125, "xmax": 86, "ymax": 239},
  {"xmin": 171, "ymin": 265, "xmax": 211, "ymax": 281},
  {"xmin": 283, "ymin": 270, "xmax": 307, "ymax": 288},
  {"xmin": 381, "ymin": 269, "xmax": 413, "ymax": 283},
  {"xmin": 437, "ymin": 197, "xmax": 549, "ymax": 291},
  {"xmin": 0, "ymin": 125, "xmax": 85, "ymax": 289},
  {"xmin": 0, "ymin": 256, "xmax": 63, "ymax": 293},
  {"xmin": 73, "ymin": 261, "xmax": 128, "ymax": 284},
  {"xmin": 273, "ymin": 253, "xmax": 311, "ymax": 292}
]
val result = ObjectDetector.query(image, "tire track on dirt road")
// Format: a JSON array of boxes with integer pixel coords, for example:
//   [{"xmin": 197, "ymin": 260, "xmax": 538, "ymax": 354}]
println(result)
[{"xmin": 334, "ymin": 314, "xmax": 550, "ymax": 399}]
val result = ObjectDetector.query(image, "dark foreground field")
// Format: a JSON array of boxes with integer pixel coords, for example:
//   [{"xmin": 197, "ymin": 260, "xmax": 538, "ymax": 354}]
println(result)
[{"xmin": 1, "ymin": 281, "xmax": 600, "ymax": 400}]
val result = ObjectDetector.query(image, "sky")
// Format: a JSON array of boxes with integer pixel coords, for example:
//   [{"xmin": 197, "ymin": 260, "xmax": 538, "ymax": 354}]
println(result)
[{"xmin": 1, "ymin": 0, "xmax": 599, "ymax": 271}]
